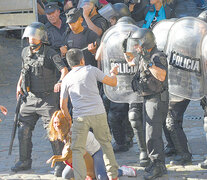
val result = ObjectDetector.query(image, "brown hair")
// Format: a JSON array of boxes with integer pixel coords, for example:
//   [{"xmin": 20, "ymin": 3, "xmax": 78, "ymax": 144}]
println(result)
[{"xmin": 48, "ymin": 110, "xmax": 71, "ymax": 142}]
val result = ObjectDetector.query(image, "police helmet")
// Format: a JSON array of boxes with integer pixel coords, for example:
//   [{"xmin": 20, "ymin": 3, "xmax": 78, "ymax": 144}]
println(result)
[
  {"xmin": 126, "ymin": 28, "xmax": 156, "ymax": 53},
  {"xmin": 112, "ymin": 3, "xmax": 131, "ymax": 20},
  {"xmin": 198, "ymin": 10, "xmax": 207, "ymax": 23},
  {"xmin": 117, "ymin": 16, "xmax": 136, "ymax": 25},
  {"xmin": 22, "ymin": 22, "xmax": 49, "ymax": 44},
  {"xmin": 80, "ymin": 0, "xmax": 100, "ymax": 8}
]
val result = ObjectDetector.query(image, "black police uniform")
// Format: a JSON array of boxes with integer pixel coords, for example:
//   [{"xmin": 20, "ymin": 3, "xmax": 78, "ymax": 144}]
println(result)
[
  {"xmin": 165, "ymin": 99, "xmax": 192, "ymax": 164},
  {"xmin": 132, "ymin": 47, "xmax": 168, "ymax": 179},
  {"xmin": 107, "ymin": 101, "xmax": 134, "ymax": 152},
  {"xmin": 46, "ymin": 17, "xmax": 68, "ymax": 54},
  {"xmin": 11, "ymin": 45, "xmax": 66, "ymax": 172},
  {"xmin": 64, "ymin": 27, "xmax": 99, "ymax": 67},
  {"xmin": 128, "ymin": 102, "xmax": 149, "ymax": 166}
]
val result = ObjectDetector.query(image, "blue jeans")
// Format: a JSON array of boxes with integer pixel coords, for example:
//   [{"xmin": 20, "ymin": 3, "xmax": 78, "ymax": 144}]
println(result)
[
  {"xmin": 194, "ymin": 0, "xmax": 205, "ymax": 6},
  {"xmin": 93, "ymin": 148, "xmax": 122, "ymax": 180}
]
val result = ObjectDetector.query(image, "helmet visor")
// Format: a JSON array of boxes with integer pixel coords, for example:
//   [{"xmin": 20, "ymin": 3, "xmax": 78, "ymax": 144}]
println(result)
[
  {"xmin": 98, "ymin": 3, "xmax": 116, "ymax": 21},
  {"xmin": 22, "ymin": 26, "xmax": 45, "ymax": 40},
  {"xmin": 126, "ymin": 38, "xmax": 142, "ymax": 53}
]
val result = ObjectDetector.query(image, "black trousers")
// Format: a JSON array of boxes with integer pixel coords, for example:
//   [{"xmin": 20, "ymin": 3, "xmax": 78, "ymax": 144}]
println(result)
[
  {"xmin": 144, "ymin": 93, "xmax": 168, "ymax": 163},
  {"xmin": 166, "ymin": 99, "xmax": 191, "ymax": 155}
]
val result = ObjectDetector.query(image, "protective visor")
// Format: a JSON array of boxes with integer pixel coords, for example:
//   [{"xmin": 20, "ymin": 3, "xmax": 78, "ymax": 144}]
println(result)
[
  {"xmin": 22, "ymin": 26, "xmax": 45, "ymax": 40},
  {"xmin": 126, "ymin": 38, "xmax": 143, "ymax": 53},
  {"xmin": 98, "ymin": 3, "xmax": 116, "ymax": 21}
]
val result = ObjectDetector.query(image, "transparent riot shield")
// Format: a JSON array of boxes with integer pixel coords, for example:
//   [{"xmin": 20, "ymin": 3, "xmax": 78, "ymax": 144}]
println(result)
[
  {"xmin": 152, "ymin": 18, "xmax": 177, "ymax": 52},
  {"xmin": 165, "ymin": 17, "xmax": 207, "ymax": 100},
  {"xmin": 101, "ymin": 23, "xmax": 143, "ymax": 103},
  {"xmin": 201, "ymin": 35, "xmax": 207, "ymax": 95}
]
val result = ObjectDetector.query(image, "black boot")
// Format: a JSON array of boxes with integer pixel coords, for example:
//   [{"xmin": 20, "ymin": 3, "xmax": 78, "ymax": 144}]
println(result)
[
  {"xmin": 144, "ymin": 161, "xmax": 167, "ymax": 180},
  {"xmin": 170, "ymin": 153, "xmax": 192, "ymax": 165},
  {"xmin": 164, "ymin": 146, "xmax": 176, "ymax": 157},
  {"xmin": 50, "ymin": 140, "xmax": 66, "ymax": 177},
  {"xmin": 199, "ymin": 159, "xmax": 207, "ymax": 169},
  {"xmin": 11, "ymin": 124, "xmax": 33, "ymax": 172},
  {"xmin": 112, "ymin": 142, "xmax": 129, "ymax": 153}
]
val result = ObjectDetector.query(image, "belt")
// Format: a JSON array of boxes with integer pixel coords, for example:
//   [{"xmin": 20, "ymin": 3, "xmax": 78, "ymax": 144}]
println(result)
[{"xmin": 28, "ymin": 91, "xmax": 53, "ymax": 97}]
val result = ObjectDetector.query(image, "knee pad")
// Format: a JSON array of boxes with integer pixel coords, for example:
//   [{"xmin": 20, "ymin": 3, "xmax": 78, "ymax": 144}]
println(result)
[
  {"xmin": 128, "ymin": 110, "xmax": 142, "ymax": 128},
  {"xmin": 166, "ymin": 112, "xmax": 176, "ymax": 132}
]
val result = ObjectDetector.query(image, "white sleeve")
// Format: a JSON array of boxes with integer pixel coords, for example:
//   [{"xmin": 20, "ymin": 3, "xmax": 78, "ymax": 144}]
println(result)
[{"xmin": 85, "ymin": 132, "xmax": 101, "ymax": 156}]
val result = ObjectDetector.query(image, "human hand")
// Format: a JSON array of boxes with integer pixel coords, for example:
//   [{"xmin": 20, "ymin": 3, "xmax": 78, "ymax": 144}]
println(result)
[
  {"xmin": 88, "ymin": 42, "xmax": 97, "ymax": 55},
  {"xmin": 141, "ymin": 49, "xmax": 151, "ymax": 66},
  {"xmin": 54, "ymin": 82, "xmax": 61, "ymax": 93},
  {"xmin": 110, "ymin": 65, "xmax": 119, "ymax": 75},
  {"xmin": 0, "ymin": 105, "xmax": 7, "ymax": 122},
  {"xmin": 129, "ymin": 3, "xmax": 135, "ymax": 12},
  {"xmin": 16, "ymin": 85, "xmax": 24, "ymax": 100},
  {"xmin": 82, "ymin": 3, "xmax": 92, "ymax": 17},
  {"xmin": 60, "ymin": 46, "xmax": 67, "ymax": 57}
]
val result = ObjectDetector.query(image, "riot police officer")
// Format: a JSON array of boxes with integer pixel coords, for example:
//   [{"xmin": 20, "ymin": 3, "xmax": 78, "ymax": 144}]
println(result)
[
  {"xmin": 97, "ymin": 6, "xmax": 135, "ymax": 152},
  {"xmin": 124, "ymin": 28, "xmax": 168, "ymax": 180},
  {"xmin": 11, "ymin": 22, "xmax": 68, "ymax": 177}
]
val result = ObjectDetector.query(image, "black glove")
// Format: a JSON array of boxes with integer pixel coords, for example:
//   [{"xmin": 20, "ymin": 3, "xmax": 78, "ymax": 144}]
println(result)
[
  {"xmin": 122, "ymin": 38, "xmax": 128, "ymax": 53},
  {"xmin": 141, "ymin": 48, "xmax": 151, "ymax": 67}
]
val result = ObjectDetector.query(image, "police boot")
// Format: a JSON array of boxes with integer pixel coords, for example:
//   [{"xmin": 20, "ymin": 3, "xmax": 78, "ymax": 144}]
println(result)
[
  {"xmin": 50, "ymin": 140, "xmax": 66, "ymax": 177},
  {"xmin": 11, "ymin": 125, "xmax": 32, "ymax": 172},
  {"xmin": 136, "ymin": 121, "xmax": 149, "ymax": 167},
  {"xmin": 199, "ymin": 159, "xmax": 207, "ymax": 169},
  {"xmin": 112, "ymin": 142, "xmax": 129, "ymax": 153},
  {"xmin": 170, "ymin": 153, "xmax": 192, "ymax": 165},
  {"xmin": 144, "ymin": 161, "xmax": 167, "ymax": 180},
  {"xmin": 164, "ymin": 146, "xmax": 176, "ymax": 157},
  {"xmin": 124, "ymin": 118, "xmax": 134, "ymax": 148}
]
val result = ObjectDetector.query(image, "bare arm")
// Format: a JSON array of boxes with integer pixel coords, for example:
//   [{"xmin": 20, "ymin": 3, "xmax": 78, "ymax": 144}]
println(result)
[
  {"xmin": 84, "ymin": 16, "xmax": 103, "ymax": 36},
  {"xmin": 54, "ymin": 67, "xmax": 69, "ymax": 93},
  {"xmin": 148, "ymin": 65, "xmax": 166, "ymax": 82},
  {"xmin": 95, "ymin": 42, "xmax": 103, "ymax": 61},
  {"xmin": 60, "ymin": 97, "xmax": 72, "ymax": 127},
  {"xmin": 102, "ymin": 66, "xmax": 119, "ymax": 87}
]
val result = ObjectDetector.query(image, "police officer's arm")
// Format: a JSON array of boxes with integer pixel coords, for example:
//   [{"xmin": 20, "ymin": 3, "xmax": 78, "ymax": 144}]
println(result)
[
  {"xmin": 148, "ymin": 65, "xmax": 166, "ymax": 82},
  {"xmin": 16, "ymin": 74, "xmax": 24, "ymax": 99},
  {"xmin": 102, "ymin": 66, "xmax": 118, "ymax": 87},
  {"xmin": 83, "ymin": 6, "xmax": 103, "ymax": 36}
]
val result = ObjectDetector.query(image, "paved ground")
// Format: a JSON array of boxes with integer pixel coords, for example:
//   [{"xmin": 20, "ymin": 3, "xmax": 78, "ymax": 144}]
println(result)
[{"xmin": 1, "ymin": 0, "xmax": 207, "ymax": 179}]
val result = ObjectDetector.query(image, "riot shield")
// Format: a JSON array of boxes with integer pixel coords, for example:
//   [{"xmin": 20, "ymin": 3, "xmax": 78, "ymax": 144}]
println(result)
[
  {"xmin": 165, "ymin": 17, "xmax": 207, "ymax": 100},
  {"xmin": 201, "ymin": 35, "xmax": 207, "ymax": 95},
  {"xmin": 101, "ymin": 23, "xmax": 143, "ymax": 103},
  {"xmin": 152, "ymin": 18, "xmax": 177, "ymax": 52}
]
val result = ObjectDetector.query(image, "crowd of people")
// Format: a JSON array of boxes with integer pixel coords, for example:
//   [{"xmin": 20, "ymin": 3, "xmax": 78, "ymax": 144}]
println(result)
[{"xmin": 3, "ymin": 0, "xmax": 207, "ymax": 180}]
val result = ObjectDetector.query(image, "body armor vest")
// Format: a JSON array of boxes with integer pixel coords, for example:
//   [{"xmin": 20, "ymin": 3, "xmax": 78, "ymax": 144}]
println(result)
[
  {"xmin": 23, "ymin": 46, "xmax": 57, "ymax": 93},
  {"xmin": 131, "ymin": 52, "xmax": 167, "ymax": 96}
]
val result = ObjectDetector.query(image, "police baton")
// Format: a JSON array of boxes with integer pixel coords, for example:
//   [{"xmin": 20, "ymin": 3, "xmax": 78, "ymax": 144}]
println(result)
[{"xmin": 8, "ymin": 94, "xmax": 22, "ymax": 155}]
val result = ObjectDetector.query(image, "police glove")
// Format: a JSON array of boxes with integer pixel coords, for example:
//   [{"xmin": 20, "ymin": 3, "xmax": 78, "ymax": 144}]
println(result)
[
  {"xmin": 141, "ymin": 49, "xmax": 151, "ymax": 68},
  {"xmin": 122, "ymin": 38, "xmax": 127, "ymax": 53}
]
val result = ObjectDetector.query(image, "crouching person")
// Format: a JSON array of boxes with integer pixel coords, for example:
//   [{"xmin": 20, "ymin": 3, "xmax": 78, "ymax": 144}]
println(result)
[{"xmin": 47, "ymin": 110, "xmax": 137, "ymax": 179}]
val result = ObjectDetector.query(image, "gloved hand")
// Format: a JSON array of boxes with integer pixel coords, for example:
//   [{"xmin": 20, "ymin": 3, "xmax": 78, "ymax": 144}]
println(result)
[
  {"xmin": 122, "ymin": 38, "xmax": 127, "ymax": 53},
  {"xmin": 141, "ymin": 48, "xmax": 151, "ymax": 68}
]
